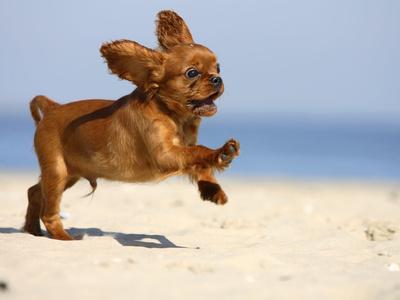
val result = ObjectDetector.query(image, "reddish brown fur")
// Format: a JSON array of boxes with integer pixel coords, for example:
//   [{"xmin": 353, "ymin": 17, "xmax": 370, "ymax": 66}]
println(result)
[
  {"xmin": 23, "ymin": 10, "xmax": 240, "ymax": 240},
  {"xmin": 156, "ymin": 10, "xmax": 194, "ymax": 50}
]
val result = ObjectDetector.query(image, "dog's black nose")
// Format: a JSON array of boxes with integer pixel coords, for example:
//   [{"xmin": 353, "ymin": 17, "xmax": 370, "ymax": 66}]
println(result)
[{"xmin": 210, "ymin": 76, "xmax": 222, "ymax": 88}]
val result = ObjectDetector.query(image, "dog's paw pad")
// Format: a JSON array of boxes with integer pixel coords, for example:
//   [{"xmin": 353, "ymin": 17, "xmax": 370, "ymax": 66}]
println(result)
[
  {"xmin": 227, "ymin": 144, "xmax": 236, "ymax": 154},
  {"xmin": 218, "ymin": 139, "xmax": 240, "ymax": 166}
]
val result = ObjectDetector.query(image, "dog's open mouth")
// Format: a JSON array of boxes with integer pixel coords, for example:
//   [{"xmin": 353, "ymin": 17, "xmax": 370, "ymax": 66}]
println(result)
[{"xmin": 187, "ymin": 92, "xmax": 219, "ymax": 117}]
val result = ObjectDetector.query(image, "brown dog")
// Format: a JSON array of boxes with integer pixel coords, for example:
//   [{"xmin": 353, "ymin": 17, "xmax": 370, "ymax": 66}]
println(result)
[{"xmin": 23, "ymin": 10, "xmax": 240, "ymax": 240}]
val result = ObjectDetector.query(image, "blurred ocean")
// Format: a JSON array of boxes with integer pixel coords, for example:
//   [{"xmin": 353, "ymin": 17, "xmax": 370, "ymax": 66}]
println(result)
[{"xmin": 1, "ymin": 116, "xmax": 399, "ymax": 179}]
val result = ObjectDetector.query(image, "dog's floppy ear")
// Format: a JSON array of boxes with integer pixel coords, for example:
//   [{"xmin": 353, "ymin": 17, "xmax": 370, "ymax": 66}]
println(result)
[
  {"xmin": 100, "ymin": 39, "xmax": 165, "ymax": 91},
  {"xmin": 156, "ymin": 10, "xmax": 194, "ymax": 50}
]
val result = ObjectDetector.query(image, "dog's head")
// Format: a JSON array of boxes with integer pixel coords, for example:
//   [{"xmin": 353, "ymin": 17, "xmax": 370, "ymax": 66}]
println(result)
[{"xmin": 100, "ymin": 10, "xmax": 223, "ymax": 117}]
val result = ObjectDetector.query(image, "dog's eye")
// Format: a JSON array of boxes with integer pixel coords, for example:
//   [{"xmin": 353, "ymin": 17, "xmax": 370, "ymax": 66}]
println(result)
[
  {"xmin": 216, "ymin": 63, "xmax": 220, "ymax": 73},
  {"xmin": 185, "ymin": 68, "xmax": 200, "ymax": 78}
]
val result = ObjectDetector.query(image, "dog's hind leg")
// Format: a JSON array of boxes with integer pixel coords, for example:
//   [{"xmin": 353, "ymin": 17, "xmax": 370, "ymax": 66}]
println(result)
[
  {"xmin": 39, "ymin": 156, "xmax": 77, "ymax": 240},
  {"xmin": 24, "ymin": 177, "xmax": 80, "ymax": 237},
  {"xmin": 23, "ymin": 183, "xmax": 44, "ymax": 236}
]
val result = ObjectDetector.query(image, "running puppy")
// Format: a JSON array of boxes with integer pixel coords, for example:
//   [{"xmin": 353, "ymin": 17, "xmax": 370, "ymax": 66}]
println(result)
[{"xmin": 24, "ymin": 10, "xmax": 240, "ymax": 240}]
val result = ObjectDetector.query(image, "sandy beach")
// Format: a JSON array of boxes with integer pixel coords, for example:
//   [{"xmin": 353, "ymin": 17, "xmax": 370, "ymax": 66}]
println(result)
[{"xmin": 0, "ymin": 173, "xmax": 399, "ymax": 300}]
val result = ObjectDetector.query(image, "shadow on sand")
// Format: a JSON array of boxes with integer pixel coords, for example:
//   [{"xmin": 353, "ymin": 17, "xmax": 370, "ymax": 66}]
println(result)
[{"xmin": 0, "ymin": 227, "xmax": 187, "ymax": 249}]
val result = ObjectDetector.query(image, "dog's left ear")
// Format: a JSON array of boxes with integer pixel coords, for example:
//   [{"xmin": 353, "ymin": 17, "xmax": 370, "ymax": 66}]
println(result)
[
  {"xmin": 156, "ymin": 10, "xmax": 194, "ymax": 50},
  {"xmin": 100, "ymin": 39, "xmax": 165, "ymax": 92}
]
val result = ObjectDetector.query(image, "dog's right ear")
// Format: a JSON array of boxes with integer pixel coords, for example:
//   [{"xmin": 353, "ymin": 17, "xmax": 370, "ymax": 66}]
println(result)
[
  {"xmin": 156, "ymin": 10, "xmax": 194, "ymax": 50},
  {"xmin": 100, "ymin": 39, "xmax": 165, "ymax": 91}
]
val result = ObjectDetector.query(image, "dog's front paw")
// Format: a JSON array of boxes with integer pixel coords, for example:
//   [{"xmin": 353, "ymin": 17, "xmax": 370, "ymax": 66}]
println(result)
[
  {"xmin": 216, "ymin": 139, "xmax": 240, "ymax": 169},
  {"xmin": 198, "ymin": 181, "xmax": 228, "ymax": 205}
]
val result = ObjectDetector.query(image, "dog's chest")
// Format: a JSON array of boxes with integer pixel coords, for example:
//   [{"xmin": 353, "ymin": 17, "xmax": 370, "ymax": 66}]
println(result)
[
  {"xmin": 179, "ymin": 118, "xmax": 200, "ymax": 146},
  {"xmin": 97, "ymin": 117, "xmax": 201, "ymax": 182}
]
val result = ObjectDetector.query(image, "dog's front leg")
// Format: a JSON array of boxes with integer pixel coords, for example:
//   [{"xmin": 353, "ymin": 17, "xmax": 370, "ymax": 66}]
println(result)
[
  {"xmin": 190, "ymin": 139, "xmax": 240, "ymax": 205},
  {"xmin": 156, "ymin": 138, "xmax": 239, "ymax": 172},
  {"xmin": 156, "ymin": 139, "xmax": 239, "ymax": 204},
  {"xmin": 193, "ymin": 167, "xmax": 228, "ymax": 205}
]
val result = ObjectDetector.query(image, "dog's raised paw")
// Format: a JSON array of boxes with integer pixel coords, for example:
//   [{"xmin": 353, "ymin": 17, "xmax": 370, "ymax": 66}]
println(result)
[{"xmin": 217, "ymin": 139, "xmax": 240, "ymax": 168}]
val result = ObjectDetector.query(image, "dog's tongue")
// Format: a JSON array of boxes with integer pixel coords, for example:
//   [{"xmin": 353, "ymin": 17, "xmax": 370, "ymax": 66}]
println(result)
[{"xmin": 193, "ymin": 98, "xmax": 217, "ymax": 117}]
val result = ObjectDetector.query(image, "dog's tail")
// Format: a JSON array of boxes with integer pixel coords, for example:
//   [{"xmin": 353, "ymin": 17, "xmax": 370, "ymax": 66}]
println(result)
[{"xmin": 30, "ymin": 95, "xmax": 60, "ymax": 126}]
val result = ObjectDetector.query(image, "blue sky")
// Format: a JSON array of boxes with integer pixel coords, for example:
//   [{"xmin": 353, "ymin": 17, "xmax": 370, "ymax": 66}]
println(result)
[{"xmin": 1, "ymin": 0, "xmax": 399, "ymax": 122}]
